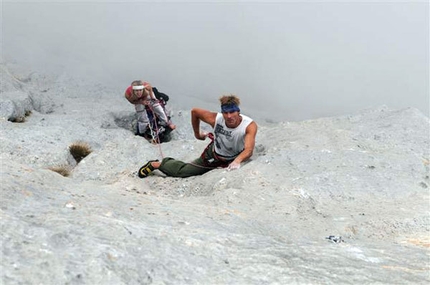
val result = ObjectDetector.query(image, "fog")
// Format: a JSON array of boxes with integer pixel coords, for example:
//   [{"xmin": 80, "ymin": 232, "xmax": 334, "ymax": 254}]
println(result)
[{"xmin": 2, "ymin": 0, "xmax": 428, "ymax": 121}]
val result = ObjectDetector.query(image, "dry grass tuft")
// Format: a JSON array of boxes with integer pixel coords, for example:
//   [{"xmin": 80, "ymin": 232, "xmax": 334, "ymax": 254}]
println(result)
[
  {"xmin": 10, "ymin": 117, "xmax": 26, "ymax": 123},
  {"xmin": 10, "ymin": 110, "xmax": 32, "ymax": 123},
  {"xmin": 48, "ymin": 165, "xmax": 72, "ymax": 177},
  {"xmin": 69, "ymin": 141, "xmax": 92, "ymax": 163}
]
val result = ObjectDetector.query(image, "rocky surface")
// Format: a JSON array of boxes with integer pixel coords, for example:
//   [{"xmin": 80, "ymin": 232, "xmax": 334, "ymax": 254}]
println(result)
[{"xmin": 1, "ymin": 62, "xmax": 429, "ymax": 284}]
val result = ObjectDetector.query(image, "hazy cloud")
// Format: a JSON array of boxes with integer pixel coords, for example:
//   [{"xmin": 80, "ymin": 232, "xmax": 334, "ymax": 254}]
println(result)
[{"xmin": 2, "ymin": 1, "xmax": 428, "ymax": 121}]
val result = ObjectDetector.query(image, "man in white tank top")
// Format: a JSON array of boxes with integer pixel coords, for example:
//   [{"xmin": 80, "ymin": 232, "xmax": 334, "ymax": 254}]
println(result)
[{"xmin": 138, "ymin": 94, "xmax": 258, "ymax": 178}]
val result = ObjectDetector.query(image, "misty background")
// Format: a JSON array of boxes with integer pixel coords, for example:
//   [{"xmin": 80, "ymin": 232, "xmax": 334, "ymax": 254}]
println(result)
[{"xmin": 1, "ymin": 0, "xmax": 428, "ymax": 122}]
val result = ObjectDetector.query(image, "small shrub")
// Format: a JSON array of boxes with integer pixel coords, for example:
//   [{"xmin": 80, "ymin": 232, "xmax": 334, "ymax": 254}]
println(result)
[
  {"xmin": 48, "ymin": 165, "xmax": 71, "ymax": 177},
  {"xmin": 9, "ymin": 116, "xmax": 26, "ymax": 123},
  {"xmin": 10, "ymin": 110, "xmax": 32, "ymax": 123},
  {"xmin": 69, "ymin": 141, "xmax": 92, "ymax": 163}
]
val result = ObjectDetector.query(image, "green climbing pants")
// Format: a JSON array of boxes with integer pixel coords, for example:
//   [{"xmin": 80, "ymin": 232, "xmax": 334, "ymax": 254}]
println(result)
[{"xmin": 158, "ymin": 141, "xmax": 231, "ymax": 178}]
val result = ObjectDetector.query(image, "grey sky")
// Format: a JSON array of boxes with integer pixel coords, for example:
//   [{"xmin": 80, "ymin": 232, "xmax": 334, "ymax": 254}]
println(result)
[{"xmin": 2, "ymin": 1, "xmax": 428, "ymax": 121}]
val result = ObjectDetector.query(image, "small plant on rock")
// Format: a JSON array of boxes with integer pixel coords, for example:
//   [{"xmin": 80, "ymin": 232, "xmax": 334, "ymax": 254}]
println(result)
[
  {"xmin": 48, "ymin": 165, "xmax": 71, "ymax": 177},
  {"xmin": 9, "ymin": 110, "xmax": 32, "ymax": 123},
  {"xmin": 69, "ymin": 141, "xmax": 92, "ymax": 163}
]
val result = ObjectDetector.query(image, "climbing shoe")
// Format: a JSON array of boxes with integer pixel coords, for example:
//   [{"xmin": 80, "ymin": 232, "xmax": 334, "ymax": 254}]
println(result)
[{"xmin": 138, "ymin": 160, "xmax": 159, "ymax": 178}]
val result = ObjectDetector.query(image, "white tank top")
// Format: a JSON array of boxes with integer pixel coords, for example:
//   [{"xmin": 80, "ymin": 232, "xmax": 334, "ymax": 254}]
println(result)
[{"xmin": 213, "ymin": 113, "xmax": 253, "ymax": 159}]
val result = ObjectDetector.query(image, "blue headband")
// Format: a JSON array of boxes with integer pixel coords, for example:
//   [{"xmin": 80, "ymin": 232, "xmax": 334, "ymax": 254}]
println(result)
[{"xmin": 221, "ymin": 103, "xmax": 240, "ymax": 113}]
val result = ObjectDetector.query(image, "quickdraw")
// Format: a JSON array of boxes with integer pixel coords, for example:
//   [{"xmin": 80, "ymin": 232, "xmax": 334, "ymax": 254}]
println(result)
[
  {"xmin": 146, "ymin": 104, "xmax": 164, "ymax": 158},
  {"xmin": 147, "ymin": 121, "xmax": 159, "ymax": 144}
]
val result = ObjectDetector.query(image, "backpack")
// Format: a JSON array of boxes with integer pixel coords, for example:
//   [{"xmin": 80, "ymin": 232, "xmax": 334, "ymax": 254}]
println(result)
[{"xmin": 152, "ymin": 87, "xmax": 169, "ymax": 105}]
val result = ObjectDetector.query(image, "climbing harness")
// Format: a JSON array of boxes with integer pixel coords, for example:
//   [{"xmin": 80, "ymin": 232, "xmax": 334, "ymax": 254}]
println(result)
[{"xmin": 193, "ymin": 132, "xmax": 232, "ymax": 169}]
